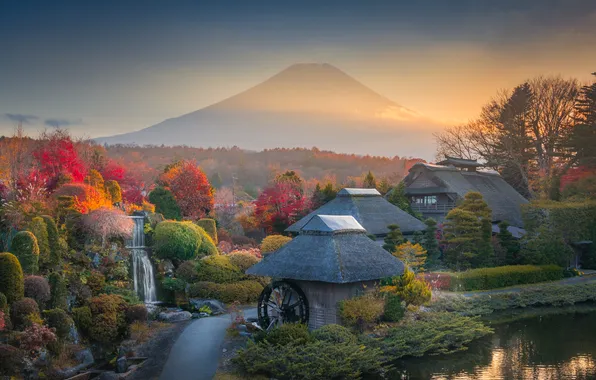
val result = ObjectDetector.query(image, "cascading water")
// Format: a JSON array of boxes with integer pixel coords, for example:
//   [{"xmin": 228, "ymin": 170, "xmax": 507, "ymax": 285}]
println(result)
[{"xmin": 127, "ymin": 216, "xmax": 157, "ymax": 303}]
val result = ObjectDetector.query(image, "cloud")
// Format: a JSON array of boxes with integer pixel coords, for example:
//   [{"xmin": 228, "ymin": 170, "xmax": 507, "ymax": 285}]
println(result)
[
  {"xmin": 44, "ymin": 118, "xmax": 83, "ymax": 128},
  {"xmin": 3, "ymin": 113, "xmax": 38, "ymax": 124}
]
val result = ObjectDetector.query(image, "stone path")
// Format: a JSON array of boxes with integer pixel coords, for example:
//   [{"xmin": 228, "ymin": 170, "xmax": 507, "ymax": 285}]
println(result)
[{"xmin": 159, "ymin": 308, "xmax": 256, "ymax": 380}]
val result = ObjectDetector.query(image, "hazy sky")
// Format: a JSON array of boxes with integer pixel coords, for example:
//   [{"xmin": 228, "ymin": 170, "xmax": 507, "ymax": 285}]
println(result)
[{"xmin": 1, "ymin": 0, "xmax": 595, "ymax": 138}]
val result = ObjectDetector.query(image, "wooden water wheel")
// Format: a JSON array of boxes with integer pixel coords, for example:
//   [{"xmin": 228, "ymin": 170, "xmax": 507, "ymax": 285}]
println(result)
[{"xmin": 257, "ymin": 280, "xmax": 309, "ymax": 330}]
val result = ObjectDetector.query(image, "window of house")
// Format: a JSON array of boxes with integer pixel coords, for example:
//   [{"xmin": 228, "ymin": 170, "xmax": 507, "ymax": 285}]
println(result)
[{"xmin": 415, "ymin": 195, "xmax": 437, "ymax": 205}]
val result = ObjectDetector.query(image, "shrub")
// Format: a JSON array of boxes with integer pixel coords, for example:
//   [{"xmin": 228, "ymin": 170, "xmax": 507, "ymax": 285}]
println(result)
[
  {"xmin": 234, "ymin": 339, "xmax": 386, "ymax": 379},
  {"xmin": 197, "ymin": 218, "xmax": 218, "ymax": 244},
  {"xmin": 261, "ymin": 323, "xmax": 312, "ymax": 346},
  {"xmin": 24, "ymin": 276, "xmax": 51, "ymax": 309},
  {"xmin": 86, "ymin": 271, "xmax": 106, "ymax": 295},
  {"xmin": 0, "ymin": 343, "xmax": 24, "ymax": 376},
  {"xmin": 102, "ymin": 285, "xmax": 142, "ymax": 305},
  {"xmin": 148, "ymin": 187, "xmax": 182, "ymax": 220},
  {"xmin": 378, "ymin": 312, "xmax": 493, "ymax": 358},
  {"xmin": 312, "ymin": 324, "xmax": 356, "ymax": 344},
  {"xmin": 228, "ymin": 251, "xmax": 260, "ymax": 272},
  {"xmin": 105, "ymin": 180, "xmax": 123, "ymax": 203},
  {"xmin": 20, "ymin": 323, "xmax": 57, "ymax": 353},
  {"xmin": 175, "ymin": 260, "xmax": 199, "ymax": 283},
  {"xmin": 87, "ymin": 294, "xmax": 128, "ymax": 343},
  {"xmin": 196, "ymin": 255, "xmax": 242, "ymax": 283},
  {"xmin": 43, "ymin": 308, "xmax": 73, "ymax": 339},
  {"xmin": 188, "ymin": 280, "xmax": 263, "ymax": 303},
  {"xmin": 339, "ymin": 293, "xmax": 384, "ymax": 330},
  {"xmin": 42, "ymin": 215, "xmax": 62, "ymax": 268},
  {"xmin": 231, "ymin": 235, "xmax": 257, "ymax": 247},
  {"xmin": 154, "ymin": 221, "xmax": 204, "ymax": 260},
  {"xmin": 28, "ymin": 217, "xmax": 50, "ymax": 266},
  {"xmin": 11, "ymin": 231, "xmax": 40, "ymax": 274},
  {"xmin": 72, "ymin": 306, "xmax": 92, "ymax": 333},
  {"xmin": 162, "ymin": 277, "xmax": 186, "ymax": 292},
  {"xmin": 452, "ymin": 265, "xmax": 564, "ymax": 291},
  {"xmin": 0, "ymin": 252, "xmax": 24, "ymax": 304},
  {"xmin": 260, "ymin": 235, "xmax": 292, "ymax": 254},
  {"xmin": 11, "ymin": 297, "xmax": 40, "ymax": 330},
  {"xmin": 48, "ymin": 273, "xmax": 68, "ymax": 310},
  {"xmin": 381, "ymin": 268, "xmax": 432, "ymax": 307},
  {"xmin": 383, "ymin": 294, "xmax": 405, "ymax": 322},
  {"xmin": 126, "ymin": 304, "xmax": 148, "ymax": 323},
  {"xmin": 197, "ymin": 232, "xmax": 218, "ymax": 257}
]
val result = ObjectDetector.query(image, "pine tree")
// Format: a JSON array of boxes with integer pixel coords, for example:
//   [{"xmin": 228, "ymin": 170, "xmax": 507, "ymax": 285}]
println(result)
[
  {"xmin": 362, "ymin": 171, "xmax": 376, "ymax": 189},
  {"xmin": 459, "ymin": 192, "xmax": 492, "ymax": 220},
  {"xmin": 442, "ymin": 208, "xmax": 481, "ymax": 270},
  {"xmin": 412, "ymin": 231, "xmax": 423, "ymax": 245},
  {"xmin": 422, "ymin": 218, "xmax": 441, "ymax": 267},
  {"xmin": 377, "ymin": 177, "xmax": 391, "ymax": 195},
  {"xmin": 383, "ymin": 224, "xmax": 405, "ymax": 253},
  {"xmin": 497, "ymin": 221, "xmax": 520, "ymax": 264},
  {"xmin": 394, "ymin": 242, "xmax": 427, "ymax": 272},
  {"xmin": 477, "ymin": 218, "xmax": 494, "ymax": 267}
]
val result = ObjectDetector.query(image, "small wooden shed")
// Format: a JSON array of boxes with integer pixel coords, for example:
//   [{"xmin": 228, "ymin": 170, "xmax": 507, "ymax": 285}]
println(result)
[{"xmin": 247, "ymin": 215, "xmax": 404, "ymax": 329}]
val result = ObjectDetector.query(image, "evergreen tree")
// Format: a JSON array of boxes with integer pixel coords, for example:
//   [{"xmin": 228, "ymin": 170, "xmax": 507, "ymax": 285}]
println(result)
[
  {"xmin": 362, "ymin": 171, "xmax": 376, "ymax": 189},
  {"xmin": 497, "ymin": 221, "xmax": 520, "ymax": 264},
  {"xmin": 209, "ymin": 172, "xmax": 223, "ymax": 189},
  {"xmin": 412, "ymin": 231, "xmax": 423, "ymax": 245},
  {"xmin": 310, "ymin": 182, "xmax": 337, "ymax": 210},
  {"xmin": 148, "ymin": 187, "xmax": 182, "ymax": 220},
  {"xmin": 377, "ymin": 177, "xmax": 391, "ymax": 195},
  {"xmin": 569, "ymin": 72, "xmax": 596, "ymax": 168},
  {"xmin": 442, "ymin": 208, "xmax": 481, "ymax": 270},
  {"xmin": 383, "ymin": 224, "xmax": 405, "ymax": 253},
  {"xmin": 477, "ymin": 219, "xmax": 494, "ymax": 267},
  {"xmin": 459, "ymin": 192, "xmax": 492, "ymax": 220},
  {"xmin": 28, "ymin": 217, "xmax": 50, "ymax": 268},
  {"xmin": 422, "ymin": 218, "xmax": 441, "ymax": 267},
  {"xmin": 386, "ymin": 182, "xmax": 418, "ymax": 218},
  {"xmin": 48, "ymin": 272, "xmax": 68, "ymax": 310}
]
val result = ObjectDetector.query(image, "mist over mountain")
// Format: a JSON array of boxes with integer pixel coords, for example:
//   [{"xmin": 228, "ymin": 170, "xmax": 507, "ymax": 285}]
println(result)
[{"xmin": 96, "ymin": 63, "xmax": 443, "ymax": 158}]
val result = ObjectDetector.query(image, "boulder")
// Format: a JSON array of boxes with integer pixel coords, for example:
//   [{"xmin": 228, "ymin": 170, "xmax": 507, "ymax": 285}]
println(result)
[
  {"xmin": 189, "ymin": 299, "xmax": 226, "ymax": 314},
  {"xmin": 116, "ymin": 357, "xmax": 128, "ymax": 374},
  {"xmin": 158, "ymin": 311, "xmax": 192, "ymax": 322},
  {"xmin": 160, "ymin": 259, "xmax": 175, "ymax": 277}
]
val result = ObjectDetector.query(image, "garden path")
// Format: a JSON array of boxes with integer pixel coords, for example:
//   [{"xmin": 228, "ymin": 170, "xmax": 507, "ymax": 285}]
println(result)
[{"xmin": 159, "ymin": 308, "xmax": 257, "ymax": 380}]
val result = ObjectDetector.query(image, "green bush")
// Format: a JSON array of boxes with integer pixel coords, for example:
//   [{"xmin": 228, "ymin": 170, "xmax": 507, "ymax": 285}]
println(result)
[
  {"xmin": 0, "ymin": 252, "xmax": 25, "ymax": 304},
  {"xmin": 162, "ymin": 277, "xmax": 186, "ymax": 292},
  {"xmin": 154, "ymin": 221, "xmax": 207, "ymax": 260},
  {"xmin": 24, "ymin": 275, "xmax": 51, "ymax": 309},
  {"xmin": 28, "ymin": 217, "xmax": 50, "ymax": 267},
  {"xmin": 0, "ymin": 344, "xmax": 24, "ymax": 377},
  {"xmin": 175, "ymin": 260, "xmax": 200, "ymax": 283},
  {"xmin": 196, "ymin": 218, "xmax": 218, "ymax": 244},
  {"xmin": 228, "ymin": 252, "xmax": 260, "ymax": 272},
  {"xmin": 0, "ymin": 292, "xmax": 7, "ymax": 311},
  {"xmin": 126, "ymin": 304, "xmax": 148, "ymax": 323},
  {"xmin": 312, "ymin": 324, "xmax": 356, "ymax": 344},
  {"xmin": 260, "ymin": 235, "xmax": 292, "ymax": 254},
  {"xmin": 11, "ymin": 231, "xmax": 40, "ymax": 274},
  {"xmin": 383, "ymin": 294, "xmax": 405, "ymax": 322},
  {"xmin": 43, "ymin": 308, "xmax": 74, "ymax": 339},
  {"xmin": 148, "ymin": 187, "xmax": 182, "ymax": 220},
  {"xmin": 187, "ymin": 280, "xmax": 263, "ymax": 304},
  {"xmin": 258, "ymin": 323, "xmax": 312, "ymax": 346},
  {"xmin": 41, "ymin": 215, "xmax": 62, "ymax": 268},
  {"xmin": 197, "ymin": 232, "xmax": 218, "ymax": 257},
  {"xmin": 102, "ymin": 285, "xmax": 142, "ymax": 305},
  {"xmin": 234, "ymin": 339, "xmax": 386, "ymax": 379},
  {"xmin": 86, "ymin": 271, "xmax": 106, "ymax": 295},
  {"xmin": 48, "ymin": 272, "xmax": 68, "ymax": 310},
  {"xmin": 452, "ymin": 265, "xmax": 564, "ymax": 291},
  {"xmin": 378, "ymin": 312, "xmax": 493, "ymax": 358},
  {"xmin": 196, "ymin": 255, "xmax": 242, "ymax": 283},
  {"xmin": 87, "ymin": 294, "xmax": 129, "ymax": 343},
  {"xmin": 11, "ymin": 297, "xmax": 40, "ymax": 330},
  {"xmin": 105, "ymin": 180, "xmax": 123, "ymax": 204},
  {"xmin": 72, "ymin": 306, "xmax": 92, "ymax": 334}
]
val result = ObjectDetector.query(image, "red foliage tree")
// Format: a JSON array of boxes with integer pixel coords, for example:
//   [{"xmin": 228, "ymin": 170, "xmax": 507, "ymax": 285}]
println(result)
[
  {"xmin": 164, "ymin": 161, "xmax": 214, "ymax": 220},
  {"xmin": 101, "ymin": 160, "xmax": 127, "ymax": 182},
  {"xmin": 254, "ymin": 181, "xmax": 308, "ymax": 234},
  {"xmin": 560, "ymin": 166, "xmax": 596, "ymax": 190},
  {"xmin": 32, "ymin": 130, "xmax": 87, "ymax": 188}
]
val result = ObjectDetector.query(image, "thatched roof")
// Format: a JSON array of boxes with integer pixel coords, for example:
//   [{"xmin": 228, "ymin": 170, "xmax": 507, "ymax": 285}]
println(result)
[
  {"xmin": 247, "ymin": 215, "xmax": 405, "ymax": 283},
  {"xmin": 405, "ymin": 163, "xmax": 529, "ymax": 227},
  {"xmin": 286, "ymin": 188, "xmax": 426, "ymax": 235},
  {"xmin": 436, "ymin": 156, "xmax": 482, "ymax": 168}
]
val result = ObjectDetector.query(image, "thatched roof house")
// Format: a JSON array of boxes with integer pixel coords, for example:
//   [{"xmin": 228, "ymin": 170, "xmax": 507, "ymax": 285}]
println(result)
[
  {"xmin": 403, "ymin": 159, "xmax": 529, "ymax": 227},
  {"xmin": 248, "ymin": 215, "xmax": 404, "ymax": 282},
  {"xmin": 247, "ymin": 215, "xmax": 404, "ymax": 328},
  {"xmin": 286, "ymin": 188, "xmax": 426, "ymax": 236}
]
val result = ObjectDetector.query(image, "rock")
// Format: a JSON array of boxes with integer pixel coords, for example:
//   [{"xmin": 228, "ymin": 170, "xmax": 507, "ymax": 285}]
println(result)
[
  {"xmin": 116, "ymin": 357, "xmax": 128, "ymax": 374},
  {"xmin": 75, "ymin": 348, "xmax": 95, "ymax": 367},
  {"xmin": 34, "ymin": 349, "xmax": 49, "ymax": 367},
  {"xmin": 191, "ymin": 313, "xmax": 201, "ymax": 319},
  {"xmin": 188, "ymin": 299, "xmax": 226, "ymax": 314},
  {"xmin": 158, "ymin": 311, "xmax": 192, "ymax": 322},
  {"xmin": 222, "ymin": 348, "xmax": 227, "ymax": 353},
  {"xmin": 199, "ymin": 312, "xmax": 209, "ymax": 318},
  {"xmin": 161, "ymin": 259, "xmax": 175, "ymax": 277}
]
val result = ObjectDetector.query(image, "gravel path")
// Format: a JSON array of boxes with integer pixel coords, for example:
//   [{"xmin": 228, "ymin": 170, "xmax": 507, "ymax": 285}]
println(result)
[{"xmin": 159, "ymin": 308, "xmax": 257, "ymax": 380}]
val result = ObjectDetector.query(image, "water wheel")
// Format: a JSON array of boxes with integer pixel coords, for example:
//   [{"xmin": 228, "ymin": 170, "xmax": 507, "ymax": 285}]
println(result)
[{"xmin": 257, "ymin": 280, "xmax": 309, "ymax": 330}]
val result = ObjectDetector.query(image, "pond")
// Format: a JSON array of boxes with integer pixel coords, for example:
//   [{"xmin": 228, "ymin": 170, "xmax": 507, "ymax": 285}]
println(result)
[{"xmin": 394, "ymin": 306, "xmax": 596, "ymax": 379}]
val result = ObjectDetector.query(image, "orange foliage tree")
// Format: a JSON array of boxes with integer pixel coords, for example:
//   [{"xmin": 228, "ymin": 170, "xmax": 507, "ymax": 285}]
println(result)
[
  {"xmin": 161, "ymin": 160, "xmax": 214, "ymax": 220},
  {"xmin": 53, "ymin": 183, "xmax": 109, "ymax": 213}
]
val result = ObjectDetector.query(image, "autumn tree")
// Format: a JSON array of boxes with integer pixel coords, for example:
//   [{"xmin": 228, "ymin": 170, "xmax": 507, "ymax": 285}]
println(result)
[
  {"xmin": 254, "ymin": 181, "xmax": 308, "ymax": 234},
  {"xmin": 362, "ymin": 171, "xmax": 376, "ymax": 189},
  {"xmin": 381, "ymin": 268, "xmax": 431, "ymax": 307},
  {"xmin": 310, "ymin": 182, "xmax": 337, "ymax": 209},
  {"xmin": 162, "ymin": 161, "xmax": 214, "ymax": 220},
  {"xmin": 394, "ymin": 242, "xmax": 427, "ymax": 273},
  {"xmin": 32, "ymin": 129, "xmax": 87, "ymax": 188}
]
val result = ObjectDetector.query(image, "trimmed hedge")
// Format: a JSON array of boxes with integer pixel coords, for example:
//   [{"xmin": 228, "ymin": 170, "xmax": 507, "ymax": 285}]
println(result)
[
  {"xmin": 43, "ymin": 308, "xmax": 74, "ymax": 339},
  {"xmin": 0, "ymin": 252, "xmax": 25, "ymax": 304},
  {"xmin": 41, "ymin": 216, "xmax": 62, "ymax": 268},
  {"xmin": 11, "ymin": 231, "xmax": 40, "ymax": 274},
  {"xmin": 450, "ymin": 265, "xmax": 564, "ymax": 291},
  {"xmin": 188, "ymin": 280, "xmax": 263, "ymax": 303},
  {"xmin": 154, "ymin": 221, "xmax": 217, "ymax": 260},
  {"xmin": 196, "ymin": 255, "xmax": 242, "ymax": 283},
  {"xmin": 11, "ymin": 297, "xmax": 40, "ymax": 330},
  {"xmin": 260, "ymin": 235, "xmax": 292, "ymax": 254},
  {"xmin": 196, "ymin": 218, "xmax": 218, "ymax": 244},
  {"xmin": 48, "ymin": 272, "xmax": 68, "ymax": 310},
  {"xmin": 228, "ymin": 251, "xmax": 260, "ymax": 272},
  {"xmin": 28, "ymin": 217, "xmax": 50, "ymax": 267},
  {"xmin": 24, "ymin": 275, "xmax": 51, "ymax": 309}
]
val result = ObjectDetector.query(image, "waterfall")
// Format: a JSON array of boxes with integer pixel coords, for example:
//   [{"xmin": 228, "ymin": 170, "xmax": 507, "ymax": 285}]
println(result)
[{"xmin": 127, "ymin": 216, "xmax": 157, "ymax": 303}]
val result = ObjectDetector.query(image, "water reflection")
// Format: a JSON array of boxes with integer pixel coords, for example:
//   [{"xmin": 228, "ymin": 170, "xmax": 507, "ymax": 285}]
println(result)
[{"xmin": 395, "ymin": 308, "xmax": 596, "ymax": 379}]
